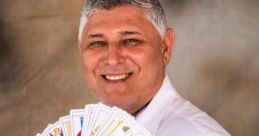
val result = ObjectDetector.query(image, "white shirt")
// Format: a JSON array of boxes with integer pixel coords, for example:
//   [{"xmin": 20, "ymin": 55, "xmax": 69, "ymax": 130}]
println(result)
[{"xmin": 135, "ymin": 75, "xmax": 231, "ymax": 136}]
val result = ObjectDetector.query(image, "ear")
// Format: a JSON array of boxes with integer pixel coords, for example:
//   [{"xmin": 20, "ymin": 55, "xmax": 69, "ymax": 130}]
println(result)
[{"xmin": 161, "ymin": 28, "xmax": 175, "ymax": 65}]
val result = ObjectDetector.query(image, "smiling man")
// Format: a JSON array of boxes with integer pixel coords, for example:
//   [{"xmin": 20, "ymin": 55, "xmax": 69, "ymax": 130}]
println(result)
[{"xmin": 78, "ymin": 0, "xmax": 231, "ymax": 135}]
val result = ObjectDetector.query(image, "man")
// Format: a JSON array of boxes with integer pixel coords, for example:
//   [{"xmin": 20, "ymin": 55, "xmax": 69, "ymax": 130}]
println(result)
[{"xmin": 78, "ymin": 0, "xmax": 231, "ymax": 135}]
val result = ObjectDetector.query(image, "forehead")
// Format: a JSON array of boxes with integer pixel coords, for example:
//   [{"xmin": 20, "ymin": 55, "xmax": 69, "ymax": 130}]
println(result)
[{"xmin": 83, "ymin": 5, "xmax": 158, "ymax": 37}]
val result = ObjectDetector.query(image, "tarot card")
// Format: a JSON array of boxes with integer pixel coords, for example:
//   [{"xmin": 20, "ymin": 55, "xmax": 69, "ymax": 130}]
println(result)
[
  {"xmin": 60, "ymin": 115, "xmax": 72, "ymax": 136},
  {"xmin": 81, "ymin": 104, "xmax": 92, "ymax": 136},
  {"xmin": 109, "ymin": 117, "xmax": 136, "ymax": 136},
  {"xmin": 96, "ymin": 106, "xmax": 123, "ymax": 135},
  {"xmin": 102, "ymin": 107, "xmax": 130, "ymax": 136},
  {"xmin": 104, "ymin": 110, "xmax": 135, "ymax": 136},
  {"xmin": 84, "ymin": 104, "xmax": 99, "ymax": 136},
  {"xmin": 44, "ymin": 121, "xmax": 64, "ymax": 136},
  {"xmin": 87, "ymin": 104, "xmax": 111, "ymax": 136},
  {"xmin": 70, "ymin": 109, "xmax": 84, "ymax": 136},
  {"xmin": 86, "ymin": 104, "xmax": 95, "ymax": 133}
]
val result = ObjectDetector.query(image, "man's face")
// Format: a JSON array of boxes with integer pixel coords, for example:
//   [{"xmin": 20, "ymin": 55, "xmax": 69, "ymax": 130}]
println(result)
[{"xmin": 79, "ymin": 5, "xmax": 174, "ymax": 114}]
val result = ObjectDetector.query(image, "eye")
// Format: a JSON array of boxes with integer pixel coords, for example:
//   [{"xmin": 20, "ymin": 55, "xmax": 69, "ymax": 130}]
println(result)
[
  {"xmin": 122, "ymin": 39, "xmax": 143, "ymax": 47},
  {"xmin": 88, "ymin": 41, "xmax": 107, "ymax": 49}
]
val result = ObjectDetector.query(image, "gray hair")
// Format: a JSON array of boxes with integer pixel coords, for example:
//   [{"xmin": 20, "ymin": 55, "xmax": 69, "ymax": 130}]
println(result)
[{"xmin": 78, "ymin": 0, "xmax": 168, "ymax": 42}]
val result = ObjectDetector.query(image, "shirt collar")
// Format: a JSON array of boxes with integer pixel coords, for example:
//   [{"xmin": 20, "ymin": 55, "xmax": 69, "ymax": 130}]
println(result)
[{"xmin": 135, "ymin": 75, "xmax": 178, "ymax": 135}]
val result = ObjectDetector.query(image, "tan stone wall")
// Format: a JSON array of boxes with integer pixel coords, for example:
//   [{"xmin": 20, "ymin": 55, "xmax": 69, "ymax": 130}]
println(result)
[{"xmin": 0, "ymin": 0, "xmax": 258, "ymax": 135}]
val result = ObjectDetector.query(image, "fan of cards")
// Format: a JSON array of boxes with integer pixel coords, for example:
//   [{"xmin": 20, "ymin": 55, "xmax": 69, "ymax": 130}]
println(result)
[{"xmin": 37, "ymin": 103, "xmax": 151, "ymax": 136}]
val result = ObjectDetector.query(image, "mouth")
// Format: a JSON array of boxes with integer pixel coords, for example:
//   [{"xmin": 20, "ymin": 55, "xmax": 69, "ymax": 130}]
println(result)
[{"xmin": 102, "ymin": 73, "xmax": 132, "ymax": 81}]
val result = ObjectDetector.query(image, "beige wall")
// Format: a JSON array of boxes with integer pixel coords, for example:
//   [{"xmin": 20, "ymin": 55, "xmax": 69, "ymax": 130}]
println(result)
[{"xmin": 0, "ymin": 0, "xmax": 258, "ymax": 135}]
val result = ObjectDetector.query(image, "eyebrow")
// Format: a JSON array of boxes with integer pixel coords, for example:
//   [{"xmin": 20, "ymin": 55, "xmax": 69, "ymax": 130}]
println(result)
[
  {"xmin": 120, "ymin": 31, "xmax": 141, "ymax": 36},
  {"xmin": 88, "ymin": 33, "xmax": 104, "ymax": 38},
  {"xmin": 87, "ymin": 31, "xmax": 141, "ymax": 38}
]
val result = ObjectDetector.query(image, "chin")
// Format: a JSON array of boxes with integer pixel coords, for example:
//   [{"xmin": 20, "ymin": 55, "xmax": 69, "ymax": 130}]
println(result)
[{"xmin": 100, "ymin": 95, "xmax": 143, "ymax": 114}]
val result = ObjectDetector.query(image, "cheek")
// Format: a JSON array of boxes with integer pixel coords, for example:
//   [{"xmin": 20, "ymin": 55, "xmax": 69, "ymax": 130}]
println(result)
[
  {"xmin": 81, "ymin": 52, "xmax": 102, "ymax": 91},
  {"xmin": 138, "ymin": 49, "xmax": 165, "ymax": 79},
  {"xmin": 138, "ymin": 48, "xmax": 164, "ymax": 67},
  {"xmin": 81, "ymin": 52, "xmax": 101, "ymax": 76},
  {"xmin": 81, "ymin": 56, "xmax": 92, "ymax": 73}
]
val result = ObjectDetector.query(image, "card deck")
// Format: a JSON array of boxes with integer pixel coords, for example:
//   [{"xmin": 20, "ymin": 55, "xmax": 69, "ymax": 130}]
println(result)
[{"xmin": 38, "ymin": 104, "xmax": 151, "ymax": 136}]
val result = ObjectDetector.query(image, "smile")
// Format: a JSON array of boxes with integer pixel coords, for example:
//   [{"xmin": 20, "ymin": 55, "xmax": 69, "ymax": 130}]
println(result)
[{"xmin": 103, "ymin": 73, "xmax": 131, "ymax": 81}]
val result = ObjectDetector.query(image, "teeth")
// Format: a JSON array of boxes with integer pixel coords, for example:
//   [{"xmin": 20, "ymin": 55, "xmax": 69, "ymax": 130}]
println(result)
[{"xmin": 105, "ymin": 73, "xmax": 130, "ymax": 80}]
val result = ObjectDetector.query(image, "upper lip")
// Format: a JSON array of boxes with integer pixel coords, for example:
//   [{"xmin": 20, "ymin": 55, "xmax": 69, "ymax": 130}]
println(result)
[{"xmin": 100, "ymin": 71, "xmax": 133, "ymax": 76}]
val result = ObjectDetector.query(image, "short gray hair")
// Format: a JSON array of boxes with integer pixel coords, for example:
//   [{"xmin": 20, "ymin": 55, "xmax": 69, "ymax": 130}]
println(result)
[{"xmin": 78, "ymin": 0, "xmax": 168, "ymax": 42}]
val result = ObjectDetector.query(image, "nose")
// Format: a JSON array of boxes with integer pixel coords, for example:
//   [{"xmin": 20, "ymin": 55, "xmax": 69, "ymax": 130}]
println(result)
[{"xmin": 103, "ymin": 44, "xmax": 125, "ymax": 66}]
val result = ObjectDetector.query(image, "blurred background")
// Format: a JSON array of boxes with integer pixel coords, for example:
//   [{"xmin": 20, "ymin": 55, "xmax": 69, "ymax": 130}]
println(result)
[{"xmin": 0, "ymin": 0, "xmax": 258, "ymax": 135}]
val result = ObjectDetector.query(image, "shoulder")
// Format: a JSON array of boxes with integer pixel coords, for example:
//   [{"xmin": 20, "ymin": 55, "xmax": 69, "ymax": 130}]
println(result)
[{"xmin": 157, "ymin": 95, "xmax": 231, "ymax": 136}]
